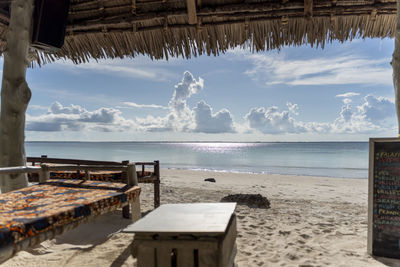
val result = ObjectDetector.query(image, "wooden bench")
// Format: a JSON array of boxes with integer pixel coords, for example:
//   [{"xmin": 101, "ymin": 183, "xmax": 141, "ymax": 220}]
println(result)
[
  {"xmin": 0, "ymin": 164, "xmax": 141, "ymax": 264},
  {"xmin": 123, "ymin": 203, "xmax": 237, "ymax": 267},
  {"xmin": 27, "ymin": 156, "xmax": 161, "ymax": 208}
]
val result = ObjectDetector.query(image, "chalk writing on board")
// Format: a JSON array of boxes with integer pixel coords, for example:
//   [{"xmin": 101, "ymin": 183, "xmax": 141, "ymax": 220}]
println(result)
[{"xmin": 371, "ymin": 140, "xmax": 400, "ymax": 258}]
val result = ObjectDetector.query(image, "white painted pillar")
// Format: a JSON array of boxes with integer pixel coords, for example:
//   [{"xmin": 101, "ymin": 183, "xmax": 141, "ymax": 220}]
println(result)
[
  {"xmin": 0, "ymin": 0, "xmax": 34, "ymax": 192},
  {"xmin": 393, "ymin": 0, "xmax": 400, "ymax": 136}
]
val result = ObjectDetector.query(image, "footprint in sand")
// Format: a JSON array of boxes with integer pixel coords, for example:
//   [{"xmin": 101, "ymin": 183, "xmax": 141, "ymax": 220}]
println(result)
[
  {"xmin": 246, "ymin": 231, "xmax": 258, "ymax": 235},
  {"xmin": 286, "ymin": 252, "xmax": 299, "ymax": 260},
  {"xmin": 279, "ymin": 230, "xmax": 291, "ymax": 236},
  {"xmin": 243, "ymin": 251, "xmax": 252, "ymax": 256},
  {"xmin": 299, "ymin": 233, "xmax": 311, "ymax": 239}
]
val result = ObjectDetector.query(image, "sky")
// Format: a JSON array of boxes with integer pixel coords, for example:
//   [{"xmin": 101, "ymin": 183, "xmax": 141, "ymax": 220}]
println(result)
[{"xmin": 14, "ymin": 37, "xmax": 398, "ymax": 141}]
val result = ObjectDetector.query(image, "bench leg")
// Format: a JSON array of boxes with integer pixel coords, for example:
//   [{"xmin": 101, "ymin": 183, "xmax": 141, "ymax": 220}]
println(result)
[
  {"xmin": 154, "ymin": 180, "xmax": 160, "ymax": 208},
  {"xmin": 131, "ymin": 196, "xmax": 141, "ymax": 222},
  {"xmin": 122, "ymin": 205, "xmax": 130, "ymax": 219}
]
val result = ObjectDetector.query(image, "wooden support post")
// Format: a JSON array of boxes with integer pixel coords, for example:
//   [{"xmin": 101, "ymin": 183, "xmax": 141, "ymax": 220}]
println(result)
[
  {"xmin": 127, "ymin": 162, "xmax": 138, "ymax": 186},
  {"xmin": 39, "ymin": 164, "xmax": 50, "ymax": 183},
  {"xmin": 76, "ymin": 164, "xmax": 81, "ymax": 179},
  {"xmin": 84, "ymin": 170, "xmax": 90, "ymax": 181},
  {"xmin": 121, "ymin": 160, "xmax": 129, "ymax": 182},
  {"xmin": 393, "ymin": 0, "xmax": 400, "ymax": 136},
  {"xmin": 123, "ymin": 162, "xmax": 141, "ymax": 220},
  {"xmin": 186, "ymin": 0, "xmax": 197, "ymax": 25},
  {"xmin": 154, "ymin": 160, "xmax": 160, "ymax": 208},
  {"xmin": 131, "ymin": 193, "xmax": 141, "ymax": 222},
  {"xmin": 0, "ymin": 0, "xmax": 34, "ymax": 193}
]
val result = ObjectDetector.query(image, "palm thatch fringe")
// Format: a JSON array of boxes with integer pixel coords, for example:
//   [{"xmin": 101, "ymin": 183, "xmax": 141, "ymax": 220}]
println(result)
[
  {"xmin": 42, "ymin": 14, "xmax": 394, "ymax": 65},
  {"xmin": 0, "ymin": 0, "xmax": 396, "ymax": 65}
]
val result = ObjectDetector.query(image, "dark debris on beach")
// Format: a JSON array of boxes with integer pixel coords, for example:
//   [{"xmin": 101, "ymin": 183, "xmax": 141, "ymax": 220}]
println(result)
[{"xmin": 220, "ymin": 194, "xmax": 270, "ymax": 209}]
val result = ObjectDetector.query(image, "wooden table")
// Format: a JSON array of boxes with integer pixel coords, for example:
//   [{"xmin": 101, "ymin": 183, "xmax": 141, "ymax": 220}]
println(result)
[{"xmin": 123, "ymin": 203, "xmax": 237, "ymax": 267}]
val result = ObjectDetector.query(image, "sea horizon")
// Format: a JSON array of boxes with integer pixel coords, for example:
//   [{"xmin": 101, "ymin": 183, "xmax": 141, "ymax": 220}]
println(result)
[
  {"xmin": 25, "ymin": 141, "xmax": 369, "ymax": 179},
  {"xmin": 26, "ymin": 140, "xmax": 370, "ymax": 143}
]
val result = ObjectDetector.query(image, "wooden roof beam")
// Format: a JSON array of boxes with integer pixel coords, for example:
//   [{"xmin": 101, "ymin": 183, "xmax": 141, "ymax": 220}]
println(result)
[
  {"xmin": 186, "ymin": 0, "xmax": 197, "ymax": 24},
  {"xmin": 304, "ymin": 0, "xmax": 313, "ymax": 18}
]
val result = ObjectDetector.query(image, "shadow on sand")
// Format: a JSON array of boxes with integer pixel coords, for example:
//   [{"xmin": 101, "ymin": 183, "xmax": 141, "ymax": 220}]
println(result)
[{"xmin": 374, "ymin": 257, "xmax": 400, "ymax": 267}]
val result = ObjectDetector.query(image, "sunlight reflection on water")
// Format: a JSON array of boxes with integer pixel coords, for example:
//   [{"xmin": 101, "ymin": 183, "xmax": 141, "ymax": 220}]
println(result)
[{"xmin": 179, "ymin": 142, "xmax": 259, "ymax": 153}]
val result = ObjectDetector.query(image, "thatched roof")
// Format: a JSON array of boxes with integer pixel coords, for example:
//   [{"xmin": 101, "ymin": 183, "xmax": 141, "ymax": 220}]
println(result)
[{"xmin": 0, "ymin": 0, "xmax": 397, "ymax": 64}]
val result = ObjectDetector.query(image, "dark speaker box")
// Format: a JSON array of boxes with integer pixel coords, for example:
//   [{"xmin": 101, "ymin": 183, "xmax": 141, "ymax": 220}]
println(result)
[{"xmin": 32, "ymin": 0, "xmax": 70, "ymax": 52}]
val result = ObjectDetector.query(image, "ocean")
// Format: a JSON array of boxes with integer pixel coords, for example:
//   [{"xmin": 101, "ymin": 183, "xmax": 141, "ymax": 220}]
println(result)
[{"xmin": 25, "ymin": 142, "xmax": 369, "ymax": 179}]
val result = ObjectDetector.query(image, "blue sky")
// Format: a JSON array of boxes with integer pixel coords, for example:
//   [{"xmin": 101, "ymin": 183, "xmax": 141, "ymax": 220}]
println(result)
[{"xmin": 18, "ymin": 37, "xmax": 397, "ymax": 141}]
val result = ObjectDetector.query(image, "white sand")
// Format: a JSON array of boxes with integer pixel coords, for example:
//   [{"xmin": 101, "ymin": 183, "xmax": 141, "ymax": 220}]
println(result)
[{"xmin": 3, "ymin": 169, "xmax": 400, "ymax": 267}]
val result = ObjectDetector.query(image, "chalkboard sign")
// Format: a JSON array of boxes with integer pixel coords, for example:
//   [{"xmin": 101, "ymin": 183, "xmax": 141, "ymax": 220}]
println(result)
[{"xmin": 368, "ymin": 138, "xmax": 400, "ymax": 258}]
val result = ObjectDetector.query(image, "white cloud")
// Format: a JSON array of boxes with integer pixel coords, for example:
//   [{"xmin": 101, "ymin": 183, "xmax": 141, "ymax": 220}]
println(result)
[
  {"xmin": 286, "ymin": 102, "xmax": 299, "ymax": 115},
  {"xmin": 342, "ymin": 98, "xmax": 352, "ymax": 104},
  {"xmin": 244, "ymin": 106, "xmax": 307, "ymax": 134},
  {"xmin": 169, "ymin": 71, "xmax": 204, "ymax": 116},
  {"xmin": 51, "ymin": 59, "xmax": 177, "ymax": 82},
  {"xmin": 358, "ymin": 94, "xmax": 395, "ymax": 123},
  {"xmin": 49, "ymin": 101, "xmax": 85, "ymax": 114},
  {"xmin": 328, "ymin": 94, "xmax": 395, "ymax": 134},
  {"xmin": 139, "ymin": 71, "xmax": 204, "ymax": 132},
  {"xmin": 136, "ymin": 71, "xmax": 236, "ymax": 134},
  {"xmin": 336, "ymin": 92, "xmax": 360, "ymax": 104},
  {"xmin": 26, "ymin": 72, "xmax": 237, "ymax": 135},
  {"xmin": 336, "ymin": 92, "xmax": 360, "ymax": 98},
  {"xmin": 237, "ymin": 52, "xmax": 392, "ymax": 86},
  {"xmin": 122, "ymin": 102, "xmax": 167, "ymax": 109},
  {"xmin": 193, "ymin": 101, "xmax": 235, "ymax": 133},
  {"xmin": 244, "ymin": 94, "xmax": 396, "ymax": 135},
  {"xmin": 28, "ymin": 105, "xmax": 48, "ymax": 111},
  {"xmin": 27, "ymin": 102, "xmax": 135, "ymax": 132}
]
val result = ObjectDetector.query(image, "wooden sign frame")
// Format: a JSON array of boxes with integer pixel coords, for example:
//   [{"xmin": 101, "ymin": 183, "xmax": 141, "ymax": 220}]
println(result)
[{"xmin": 368, "ymin": 137, "xmax": 400, "ymax": 258}]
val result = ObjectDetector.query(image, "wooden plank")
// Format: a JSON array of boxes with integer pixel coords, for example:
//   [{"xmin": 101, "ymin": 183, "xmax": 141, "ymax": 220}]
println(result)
[
  {"xmin": 198, "ymin": 249, "xmax": 217, "ymax": 267},
  {"xmin": 48, "ymin": 165, "xmax": 126, "ymax": 172},
  {"xmin": 123, "ymin": 203, "xmax": 236, "ymax": 234},
  {"xmin": 27, "ymin": 157, "xmax": 124, "ymax": 166},
  {"xmin": 137, "ymin": 240, "xmax": 218, "ymax": 250},
  {"xmin": 156, "ymin": 247, "xmax": 172, "ymax": 267},
  {"xmin": 219, "ymin": 215, "xmax": 237, "ymax": 267},
  {"xmin": 177, "ymin": 248, "xmax": 195, "ymax": 267},
  {"xmin": 137, "ymin": 247, "xmax": 155, "ymax": 267},
  {"xmin": 0, "ymin": 166, "xmax": 40, "ymax": 174},
  {"xmin": 367, "ymin": 138, "xmax": 374, "ymax": 254},
  {"xmin": 27, "ymin": 157, "xmax": 156, "ymax": 166},
  {"xmin": 186, "ymin": 0, "xmax": 197, "ymax": 24}
]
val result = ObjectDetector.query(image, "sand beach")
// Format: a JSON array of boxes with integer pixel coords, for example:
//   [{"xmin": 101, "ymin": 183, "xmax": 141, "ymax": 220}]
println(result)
[{"xmin": 3, "ymin": 169, "xmax": 398, "ymax": 267}]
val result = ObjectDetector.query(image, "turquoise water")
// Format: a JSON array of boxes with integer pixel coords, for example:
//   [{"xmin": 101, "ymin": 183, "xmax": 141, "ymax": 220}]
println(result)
[{"xmin": 25, "ymin": 142, "xmax": 369, "ymax": 179}]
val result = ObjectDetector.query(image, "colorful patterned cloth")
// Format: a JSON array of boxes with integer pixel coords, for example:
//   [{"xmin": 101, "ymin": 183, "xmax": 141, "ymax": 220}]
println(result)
[
  {"xmin": 0, "ymin": 179, "xmax": 140, "ymax": 250},
  {"xmin": 28, "ymin": 171, "xmax": 154, "ymax": 183}
]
